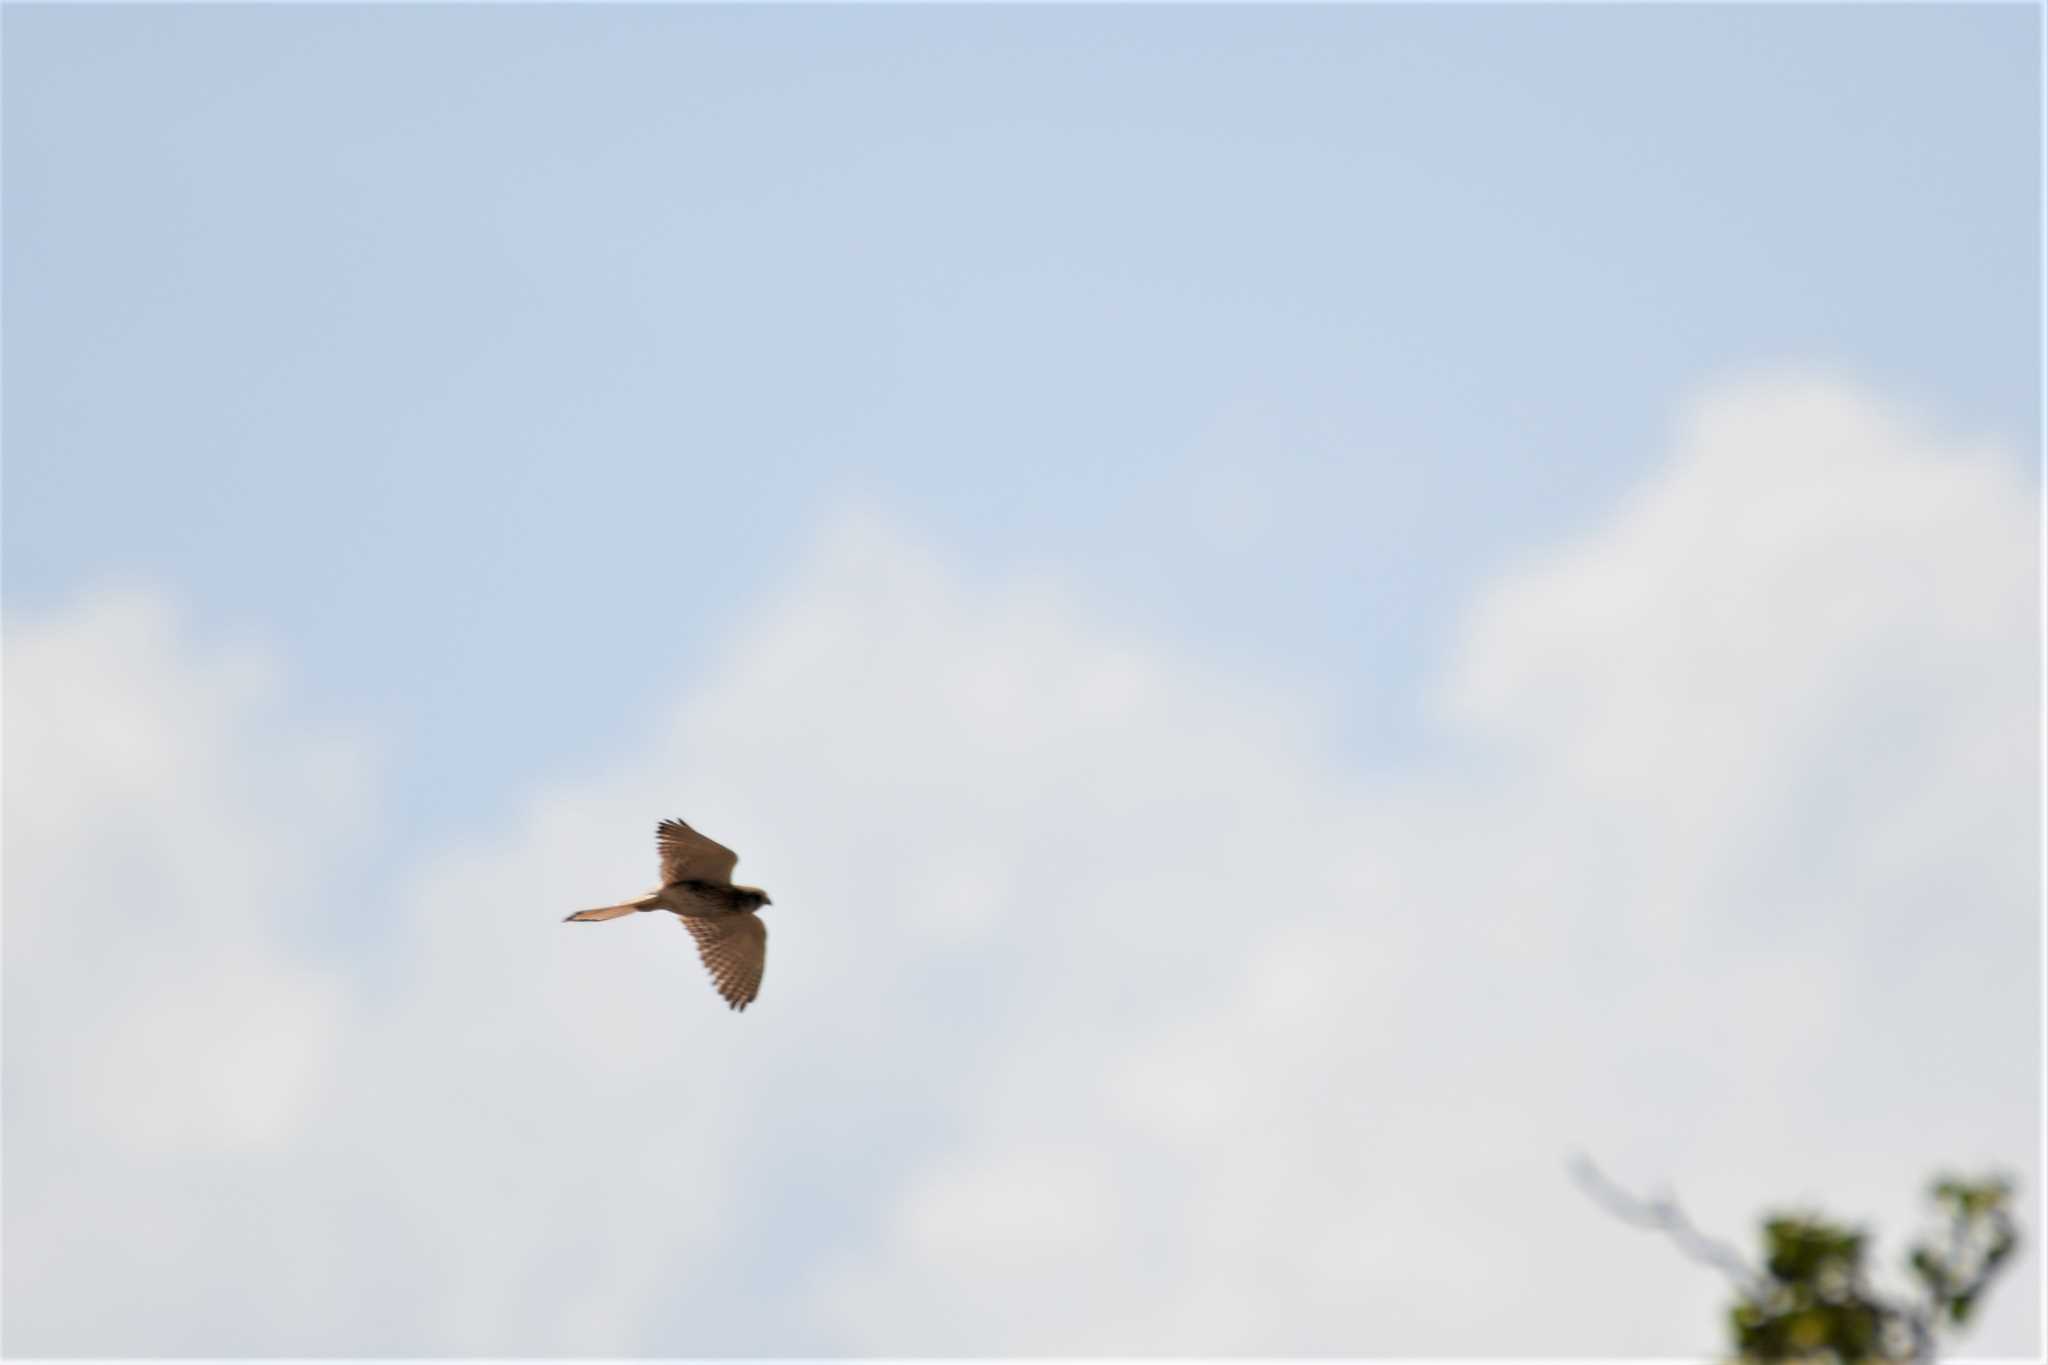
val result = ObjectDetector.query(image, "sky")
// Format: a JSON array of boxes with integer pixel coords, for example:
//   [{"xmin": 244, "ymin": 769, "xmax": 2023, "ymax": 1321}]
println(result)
[{"xmin": 2, "ymin": 4, "xmax": 2041, "ymax": 1357}]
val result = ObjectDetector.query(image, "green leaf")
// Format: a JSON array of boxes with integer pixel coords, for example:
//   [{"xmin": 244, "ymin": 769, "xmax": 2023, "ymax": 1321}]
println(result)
[{"xmin": 1908, "ymin": 1246, "xmax": 1948, "ymax": 1294}]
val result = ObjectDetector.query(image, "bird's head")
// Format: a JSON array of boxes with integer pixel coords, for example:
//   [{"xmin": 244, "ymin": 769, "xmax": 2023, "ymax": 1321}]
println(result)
[{"xmin": 737, "ymin": 885, "xmax": 772, "ymax": 911}]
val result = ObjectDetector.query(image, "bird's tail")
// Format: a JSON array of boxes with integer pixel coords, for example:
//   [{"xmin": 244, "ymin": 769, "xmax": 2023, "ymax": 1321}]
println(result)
[{"xmin": 564, "ymin": 895, "xmax": 658, "ymax": 923}]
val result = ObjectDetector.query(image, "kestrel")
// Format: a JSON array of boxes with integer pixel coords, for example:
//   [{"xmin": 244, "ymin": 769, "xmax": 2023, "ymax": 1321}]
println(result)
[{"xmin": 564, "ymin": 818, "xmax": 771, "ymax": 1011}]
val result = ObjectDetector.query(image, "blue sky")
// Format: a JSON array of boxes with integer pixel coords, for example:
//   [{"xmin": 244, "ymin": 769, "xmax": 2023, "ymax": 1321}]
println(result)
[
  {"xmin": 4, "ymin": 5, "xmax": 2041, "ymax": 1356},
  {"xmin": 10, "ymin": 6, "xmax": 2034, "ymax": 829}
]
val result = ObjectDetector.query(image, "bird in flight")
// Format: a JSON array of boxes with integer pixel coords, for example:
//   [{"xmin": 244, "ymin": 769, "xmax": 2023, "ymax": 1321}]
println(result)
[{"xmin": 564, "ymin": 818, "xmax": 771, "ymax": 1011}]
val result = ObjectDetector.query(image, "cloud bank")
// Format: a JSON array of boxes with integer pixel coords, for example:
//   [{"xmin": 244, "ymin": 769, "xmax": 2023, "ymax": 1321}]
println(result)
[{"xmin": 4, "ymin": 372, "xmax": 2036, "ymax": 1354}]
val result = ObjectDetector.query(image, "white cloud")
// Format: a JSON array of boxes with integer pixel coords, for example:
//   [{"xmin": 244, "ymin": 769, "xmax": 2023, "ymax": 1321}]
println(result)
[
  {"xmin": 800, "ymin": 374, "xmax": 2038, "ymax": 1354},
  {"xmin": 4, "ymin": 591, "xmax": 359, "ymax": 1156},
  {"xmin": 3, "ymin": 371, "xmax": 2036, "ymax": 1355},
  {"xmin": 4, "ymin": 591, "xmax": 363, "ymax": 1347}
]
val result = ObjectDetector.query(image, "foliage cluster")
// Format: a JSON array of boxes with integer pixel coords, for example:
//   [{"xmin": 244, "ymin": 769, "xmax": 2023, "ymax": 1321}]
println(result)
[{"xmin": 1727, "ymin": 1175, "xmax": 2018, "ymax": 1364}]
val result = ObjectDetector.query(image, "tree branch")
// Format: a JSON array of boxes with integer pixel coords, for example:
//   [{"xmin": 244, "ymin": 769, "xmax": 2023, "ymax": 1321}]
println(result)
[{"xmin": 1569, "ymin": 1153, "xmax": 1764, "ymax": 1295}]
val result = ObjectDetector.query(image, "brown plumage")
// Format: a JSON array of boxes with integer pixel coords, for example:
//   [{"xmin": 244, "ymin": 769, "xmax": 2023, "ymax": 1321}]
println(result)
[{"xmin": 564, "ymin": 818, "xmax": 772, "ymax": 1011}]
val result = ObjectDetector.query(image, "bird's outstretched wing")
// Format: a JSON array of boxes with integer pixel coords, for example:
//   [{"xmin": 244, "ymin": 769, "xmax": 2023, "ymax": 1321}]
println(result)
[
  {"xmin": 678, "ymin": 914, "xmax": 767, "ymax": 1011},
  {"xmin": 656, "ymin": 818, "xmax": 739, "ymax": 887}
]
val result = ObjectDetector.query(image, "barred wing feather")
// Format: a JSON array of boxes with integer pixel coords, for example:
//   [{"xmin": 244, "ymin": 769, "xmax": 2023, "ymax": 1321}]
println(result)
[
  {"xmin": 656, "ymin": 818, "xmax": 739, "ymax": 887},
  {"xmin": 679, "ymin": 914, "xmax": 767, "ymax": 1011}
]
